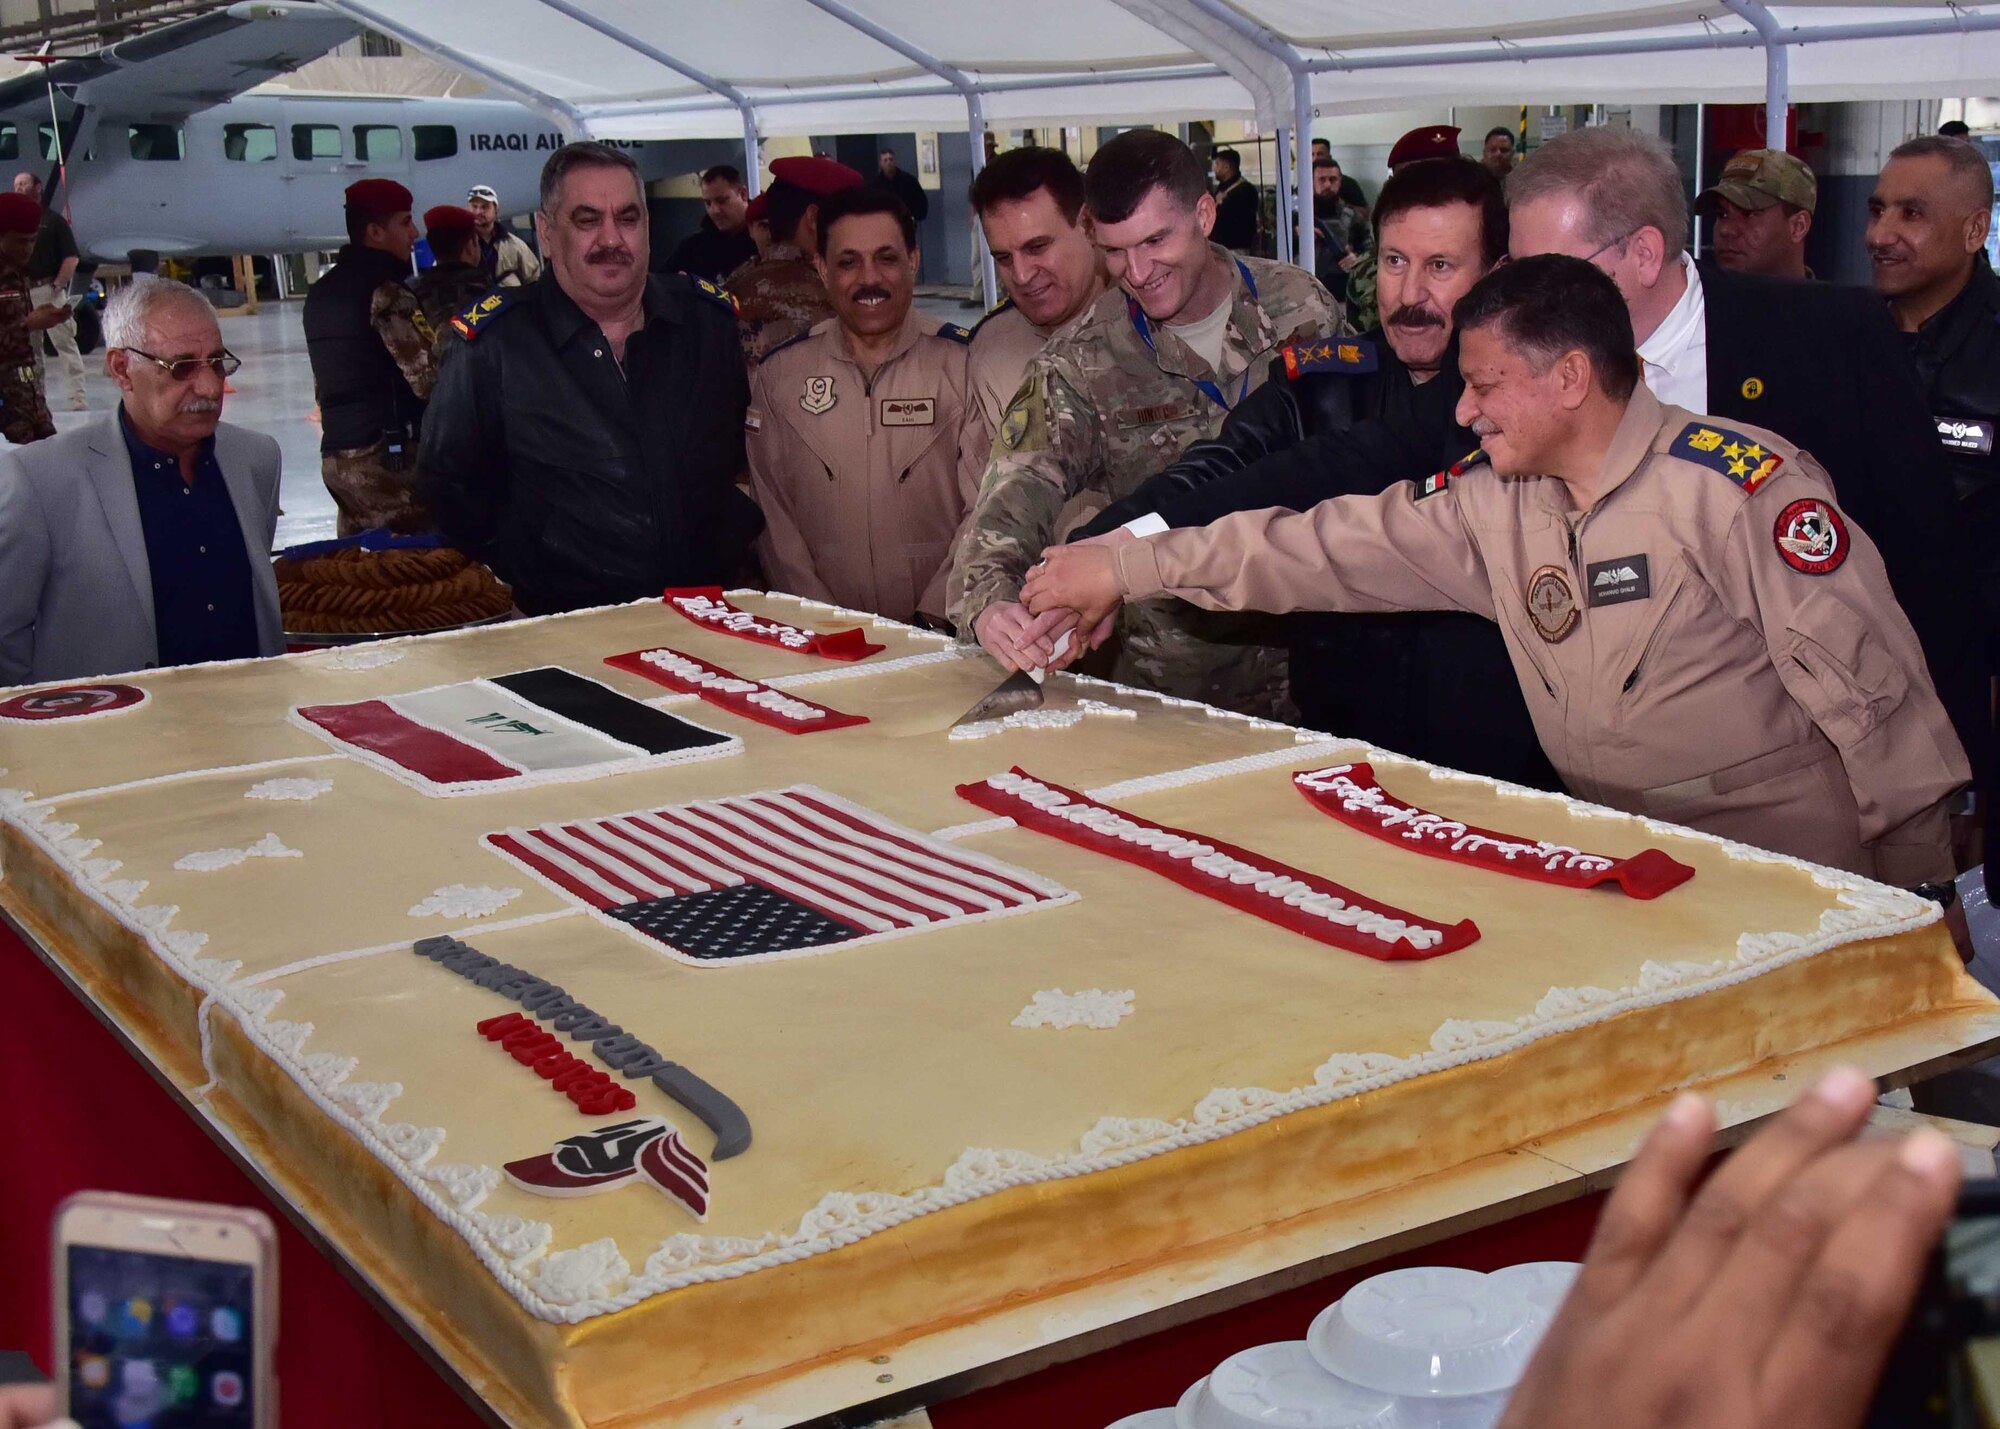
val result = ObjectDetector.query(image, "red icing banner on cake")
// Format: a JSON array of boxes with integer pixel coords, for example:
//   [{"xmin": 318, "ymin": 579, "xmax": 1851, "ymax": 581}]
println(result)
[
  {"xmin": 661, "ymin": 587, "xmax": 884, "ymax": 661},
  {"xmin": 956, "ymin": 768, "xmax": 1478, "ymax": 961},
  {"xmin": 1294, "ymin": 763, "xmax": 1695, "ymax": 900},
  {"xmin": 605, "ymin": 646, "xmax": 868, "ymax": 734}
]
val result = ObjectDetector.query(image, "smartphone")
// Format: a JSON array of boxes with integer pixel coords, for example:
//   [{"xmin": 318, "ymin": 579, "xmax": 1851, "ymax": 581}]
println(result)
[{"xmin": 53, "ymin": 1192, "xmax": 277, "ymax": 1429}]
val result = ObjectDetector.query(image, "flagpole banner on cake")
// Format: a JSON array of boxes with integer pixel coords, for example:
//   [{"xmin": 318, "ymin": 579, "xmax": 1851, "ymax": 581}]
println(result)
[{"xmin": 0, "ymin": 588, "xmax": 1986, "ymax": 1429}]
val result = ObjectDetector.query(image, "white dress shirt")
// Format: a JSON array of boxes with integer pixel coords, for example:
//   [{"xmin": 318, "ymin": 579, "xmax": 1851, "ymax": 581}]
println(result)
[{"xmin": 1637, "ymin": 253, "xmax": 1709, "ymax": 414}]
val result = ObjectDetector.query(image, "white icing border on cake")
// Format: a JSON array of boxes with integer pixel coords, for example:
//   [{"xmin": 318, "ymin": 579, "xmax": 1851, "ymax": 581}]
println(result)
[
  {"xmin": 287, "ymin": 668, "xmax": 745, "ymax": 798},
  {"xmin": 0, "ymin": 591, "xmax": 1955, "ymax": 1327},
  {"xmin": 483, "ymin": 784, "xmax": 1080, "ymax": 969}
]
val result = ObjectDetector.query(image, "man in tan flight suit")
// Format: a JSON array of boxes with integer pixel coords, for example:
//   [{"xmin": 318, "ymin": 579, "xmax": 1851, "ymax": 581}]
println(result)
[
  {"xmin": 950, "ymin": 129, "xmax": 1337, "ymax": 717},
  {"xmin": 953, "ymin": 145, "xmax": 1110, "ymax": 642},
  {"xmin": 746, "ymin": 185, "xmax": 973, "ymax": 624},
  {"xmin": 1025, "ymin": 255, "xmax": 1968, "ymax": 885}
]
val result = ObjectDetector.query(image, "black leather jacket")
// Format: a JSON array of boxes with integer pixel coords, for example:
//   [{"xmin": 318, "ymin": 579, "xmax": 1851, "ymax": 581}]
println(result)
[
  {"xmin": 415, "ymin": 273, "xmax": 763, "ymax": 616},
  {"xmin": 302, "ymin": 243, "xmax": 426, "ymax": 453},
  {"xmin": 1905, "ymin": 257, "xmax": 2000, "ymax": 647},
  {"xmin": 1078, "ymin": 333, "xmax": 1558, "ymax": 791}
]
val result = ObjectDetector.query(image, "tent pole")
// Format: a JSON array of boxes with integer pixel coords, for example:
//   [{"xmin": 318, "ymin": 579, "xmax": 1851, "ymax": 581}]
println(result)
[
  {"xmin": 1293, "ymin": 70, "xmax": 1315, "ymax": 279},
  {"xmin": 1693, "ymin": 102, "xmax": 1707, "ymax": 257},
  {"xmin": 1273, "ymin": 123, "xmax": 1294, "ymax": 263},
  {"xmin": 966, "ymin": 91, "xmax": 997, "ymax": 310},
  {"xmin": 741, "ymin": 113, "xmax": 762, "ymax": 198},
  {"xmin": 1721, "ymin": 0, "xmax": 1789, "ymax": 148}
]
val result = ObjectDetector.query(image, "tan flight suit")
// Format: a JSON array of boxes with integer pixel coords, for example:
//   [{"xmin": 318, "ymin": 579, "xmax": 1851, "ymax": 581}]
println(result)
[
  {"xmin": 1110, "ymin": 386, "xmax": 1969, "ymax": 883},
  {"xmin": 950, "ymin": 245, "xmax": 1337, "ymax": 718},
  {"xmin": 745, "ymin": 308, "xmax": 973, "ymax": 624}
]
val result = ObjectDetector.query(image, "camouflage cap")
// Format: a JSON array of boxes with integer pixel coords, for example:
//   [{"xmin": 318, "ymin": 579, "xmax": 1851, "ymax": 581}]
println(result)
[{"xmin": 1695, "ymin": 149, "xmax": 1817, "ymax": 216}]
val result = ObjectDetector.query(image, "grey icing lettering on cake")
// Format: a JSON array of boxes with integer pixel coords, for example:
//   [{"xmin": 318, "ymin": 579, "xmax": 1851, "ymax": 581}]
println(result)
[{"xmin": 413, "ymin": 935, "xmax": 752, "ymax": 1159}]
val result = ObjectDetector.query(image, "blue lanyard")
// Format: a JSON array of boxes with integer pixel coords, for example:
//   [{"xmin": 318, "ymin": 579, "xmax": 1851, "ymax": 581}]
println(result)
[{"xmin": 1128, "ymin": 257, "xmax": 1258, "ymax": 413}]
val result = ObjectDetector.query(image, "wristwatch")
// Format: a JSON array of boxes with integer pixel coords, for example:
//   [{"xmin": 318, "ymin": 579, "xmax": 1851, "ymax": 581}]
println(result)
[{"xmin": 1912, "ymin": 880, "xmax": 1960, "ymax": 910}]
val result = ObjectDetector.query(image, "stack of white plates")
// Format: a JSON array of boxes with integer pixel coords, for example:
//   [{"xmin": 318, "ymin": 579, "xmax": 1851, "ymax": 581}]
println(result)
[{"xmin": 1104, "ymin": 1261, "xmax": 1582, "ymax": 1429}]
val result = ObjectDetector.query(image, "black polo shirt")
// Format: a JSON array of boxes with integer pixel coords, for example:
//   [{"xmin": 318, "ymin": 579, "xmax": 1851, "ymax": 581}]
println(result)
[{"xmin": 120, "ymin": 410, "xmax": 261, "ymax": 667}]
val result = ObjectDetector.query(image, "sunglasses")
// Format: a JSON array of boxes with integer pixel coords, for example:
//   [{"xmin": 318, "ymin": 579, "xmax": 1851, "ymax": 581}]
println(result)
[{"xmin": 121, "ymin": 348, "xmax": 242, "ymax": 382}]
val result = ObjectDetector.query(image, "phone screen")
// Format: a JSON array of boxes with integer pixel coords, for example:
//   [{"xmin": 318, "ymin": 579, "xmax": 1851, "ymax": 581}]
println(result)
[{"xmin": 65, "ymin": 1245, "xmax": 256, "ymax": 1429}]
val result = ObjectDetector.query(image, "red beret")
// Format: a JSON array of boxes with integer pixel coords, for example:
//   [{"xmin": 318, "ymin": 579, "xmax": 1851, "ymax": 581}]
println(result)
[
  {"xmin": 0, "ymin": 192, "xmax": 40, "ymax": 236},
  {"xmin": 744, "ymin": 193, "xmax": 769, "ymax": 225},
  {"xmin": 344, "ymin": 178, "xmax": 413, "ymax": 218},
  {"xmin": 768, "ymin": 156, "xmax": 864, "ymax": 197},
  {"xmin": 1386, "ymin": 125, "xmax": 1463, "ymax": 169},
  {"xmin": 424, "ymin": 204, "xmax": 478, "ymax": 236}
]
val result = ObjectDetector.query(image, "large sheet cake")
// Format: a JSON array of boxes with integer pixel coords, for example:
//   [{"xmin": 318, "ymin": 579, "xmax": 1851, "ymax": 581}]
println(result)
[{"xmin": 0, "ymin": 591, "xmax": 1988, "ymax": 1427}]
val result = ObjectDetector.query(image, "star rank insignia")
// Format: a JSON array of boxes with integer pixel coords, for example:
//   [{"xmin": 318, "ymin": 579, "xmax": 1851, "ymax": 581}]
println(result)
[
  {"xmin": 1669, "ymin": 421, "xmax": 1784, "ymax": 492},
  {"xmin": 1282, "ymin": 337, "xmax": 1377, "ymax": 380}
]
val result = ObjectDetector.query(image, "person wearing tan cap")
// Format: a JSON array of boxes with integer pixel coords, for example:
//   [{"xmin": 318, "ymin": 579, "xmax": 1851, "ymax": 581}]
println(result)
[{"xmin": 1695, "ymin": 148, "xmax": 1816, "ymax": 280}]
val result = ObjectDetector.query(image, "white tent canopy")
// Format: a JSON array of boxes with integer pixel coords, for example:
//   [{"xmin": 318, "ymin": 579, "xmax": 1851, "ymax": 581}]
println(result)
[{"xmin": 316, "ymin": 0, "xmax": 2000, "ymax": 274}]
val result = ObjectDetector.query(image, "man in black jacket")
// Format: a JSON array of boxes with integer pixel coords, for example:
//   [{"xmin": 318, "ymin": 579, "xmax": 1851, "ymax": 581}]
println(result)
[
  {"xmin": 1072, "ymin": 158, "xmax": 1556, "ymax": 789},
  {"xmin": 417, "ymin": 142, "xmax": 763, "ymax": 615},
  {"xmin": 303, "ymin": 178, "xmax": 438, "ymax": 534},
  {"xmin": 662, "ymin": 164, "xmax": 757, "ymax": 284},
  {"xmin": 1506, "ymin": 125, "xmax": 1991, "ymax": 789}
]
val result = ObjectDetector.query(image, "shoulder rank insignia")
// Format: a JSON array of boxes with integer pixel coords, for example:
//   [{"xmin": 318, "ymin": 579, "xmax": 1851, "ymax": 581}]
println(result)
[
  {"xmin": 691, "ymin": 276, "xmax": 739, "ymax": 316},
  {"xmin": 1415, "ymin": 447, "xmax": 1484, "ymax": 501},
  {"xmin": 755, "ymin": 328, "xmax": 813, "ymax": 365},
  {"xmin": 936, "ymin": 321, "xmax": 973, "ymax": 344},
  {"xmin": 1281, "ymin": 337, "xmax": 1376, "ymax": 381},
  {"xmin": 1669, "ymin": 421, "xmax": 1784, "ymax": 492},
  {"xmin": 966, "ymin": 296, "xmax": 1015, "ymax": 341},
  {"xmin": 449, "ymin": 287, "xmax": 520, "ymax": 342}
]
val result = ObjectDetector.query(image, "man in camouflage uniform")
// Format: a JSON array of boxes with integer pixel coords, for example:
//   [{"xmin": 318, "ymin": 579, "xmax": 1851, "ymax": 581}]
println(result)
[
  {"xmin": 303, "ymin": 179, "xmax": 438, "ymax": 533},
  {"xmin": 725, "ymin": 155, "xmax": 861, "ymax": 363},
  {"xmin": 0, "ymin": 192, "xmax": 65, "ymax": 444},
  {"xmin": 950, "ymin": 129, "xmax": 1336, "ymax": 718},
  {"xmin": 412, "ymin": 205, "xmax": 494, "ymax": 354}
]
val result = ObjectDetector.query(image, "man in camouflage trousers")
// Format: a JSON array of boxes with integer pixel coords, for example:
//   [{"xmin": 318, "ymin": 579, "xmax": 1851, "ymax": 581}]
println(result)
[
  {"xmin": 303, "ymin": 178, "xmax": 438, "ymax": 533},
  {"xmin": 0, "ymin": 192, "xmax": 66, "ymax": 444},
  {"xmin": 726, "ymin": 156, "xmax": 861, "ymax": 363},
  {"xmin": 950, "ymin": 129, "xmax": 1336, "ymax": 718}
]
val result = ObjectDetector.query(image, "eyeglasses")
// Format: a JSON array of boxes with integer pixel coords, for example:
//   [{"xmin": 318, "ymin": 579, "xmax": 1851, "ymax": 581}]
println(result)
[
  {"xmin": 1582, "ymin": 228, "xmax": 1638, "ymax": 268},
  {"xmin": 120, "ymin": 348, "xmax": 242, "ymax": 382}
]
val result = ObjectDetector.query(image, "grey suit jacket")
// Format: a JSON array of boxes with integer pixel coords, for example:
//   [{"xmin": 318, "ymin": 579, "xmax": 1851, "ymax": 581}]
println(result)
[{"xmin": 0, "ymin": 416, "xmax": 285, "ymax": 686}]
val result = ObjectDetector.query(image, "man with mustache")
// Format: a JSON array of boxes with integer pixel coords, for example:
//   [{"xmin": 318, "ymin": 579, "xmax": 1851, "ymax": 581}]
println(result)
[
  {"xmin": 1023, "ymin": 256, "xmax": 1969, "ymax": 893},
  {"xmin": 0, "ymin": 274, "xmax": 283, "ymax": 682},
  {"xmin": 745, "ymin": 185, "xmax": 972, "ymax": 623},
  {"xmin": 1058, "ymin": 157, "xmax": 1553, "ymax": 788},
  {"xmin": 951, "ymin": 127, "xmax": 1335, "ymax": 716},
  {"xmin": 417, "ymin": 142, "xmax": 763, "ymax": 616},
  {"xmin": 303, "ymin": 177, "xmax": 440, "ymax": 534}
]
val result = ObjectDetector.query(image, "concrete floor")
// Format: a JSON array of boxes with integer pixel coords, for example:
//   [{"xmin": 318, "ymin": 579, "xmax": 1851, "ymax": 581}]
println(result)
[{"xmin": 41, "ymin": 292, "xmax": 980, "ymax": 555}]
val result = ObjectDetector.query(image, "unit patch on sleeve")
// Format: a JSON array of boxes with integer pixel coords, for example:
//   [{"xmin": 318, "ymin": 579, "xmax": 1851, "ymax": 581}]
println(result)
[
  {"xmin": 1774, "ymin": 497, "xmax": 1849, "ymax": 575},
  {"xmin": 1670, "ymin": 422, "xmax": 1784, "ymax": 491}
]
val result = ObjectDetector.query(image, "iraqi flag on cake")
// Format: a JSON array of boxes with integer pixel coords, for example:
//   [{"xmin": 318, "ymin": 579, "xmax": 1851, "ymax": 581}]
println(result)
[
  {"xmin": 484, "ymin": 785, "xmax": 1075, "ymax": 965},
  {"xmin": 293, "ymin": 666, "xmax": 741, "ymax": 796}
]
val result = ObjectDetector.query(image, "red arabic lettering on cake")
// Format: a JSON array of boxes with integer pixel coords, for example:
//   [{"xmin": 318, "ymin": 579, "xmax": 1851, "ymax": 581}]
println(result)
[
  {"xmin": 660, "ymin": 587, "xmax": 884, "ymax": 662},
  {"xmin": 1293, "ymin": 764, "xmax": 1695, "ymax": 900},
  {"xmin": 503, "ymin": 1116, "xmax": 711, "ymax": 1220},
  {"xmin": 955, "ymin": 768, "xmax": 1479, "ymax": 961},
  {"xmin": 604, "ymin": 646, "xmax": 868, "ymax": 734},
  {"xmin": 0, "ymin": 683, "xmax": 148, "ymax": 723}
]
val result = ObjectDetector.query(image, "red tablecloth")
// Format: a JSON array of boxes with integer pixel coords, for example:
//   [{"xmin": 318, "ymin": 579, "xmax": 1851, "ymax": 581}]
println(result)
[{"xmin": 0, "ymin": 924, "xmax": 1597, "ymax": 1426}]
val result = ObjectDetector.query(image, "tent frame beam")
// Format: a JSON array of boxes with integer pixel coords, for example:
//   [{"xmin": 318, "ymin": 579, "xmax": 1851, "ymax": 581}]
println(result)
[
  {"xmin": 1178, "ymin": 0, "xmax": 1311, "ymax": 272},
  {"xmin": 315, "ymin": 0, "xmax": 586, "ymax": 136},
  {"xmin": 527, "ymin": 0, "xmax": 763, "ymax": 195},
  {"xmin": 1720, "ymin": 0, "xmax": 1789, "ymax": 148}
]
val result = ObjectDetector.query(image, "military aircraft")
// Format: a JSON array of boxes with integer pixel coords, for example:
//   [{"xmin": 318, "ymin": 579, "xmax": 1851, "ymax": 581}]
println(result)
[{"xmin": 3, "ymin": 1, "xmax": 731, "ymax": 262}]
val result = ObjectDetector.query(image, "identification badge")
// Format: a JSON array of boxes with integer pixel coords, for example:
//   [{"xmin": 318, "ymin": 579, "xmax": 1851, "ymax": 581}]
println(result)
[
  {"xmin": 1526, "ymin": 565, "xmax": 1579, "ymax": 643},
  {"xmin": 880, "ymin": 397, "xmax": 935, "ymax": 427},
  {"xmin": 1936, "ymin": 415, "xmax": 1995, "ymax": 457},
  {"xmin": 1586, "ymin": 555, "xmax": 1651, "ymax": 607},
  {"xmin": 800, "ymin": 376, "xmax": 836, "ymax": 415}
]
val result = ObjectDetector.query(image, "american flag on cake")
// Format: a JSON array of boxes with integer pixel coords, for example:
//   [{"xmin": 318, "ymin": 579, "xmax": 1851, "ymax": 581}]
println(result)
[{"xmin": 484, "ymin": 786, "xmax": 1073, "ymax": 964}]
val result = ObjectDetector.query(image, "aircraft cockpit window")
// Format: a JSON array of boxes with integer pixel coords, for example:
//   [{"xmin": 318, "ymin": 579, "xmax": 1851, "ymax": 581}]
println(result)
[
  {"xmin": 0, "ymin": 125, "xmax": 16, "ymax": 161},
  {"xmin": 292, "ymin": 124, "xmax": 342, "ymax": 161},
  {"xmin": 128, "ymin": 124, "xmax": 184, "ymax": 161},
  {"xmin": 353, "ymin": 124, "xmax": 403, "ymax": 163},
  {"xmin": 413, "ymin": 125, "xmax": 457, "ymax": 161},
  {"xmin": 224, "ymin": 123, "xmax": 278, "ymax": 162}
]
